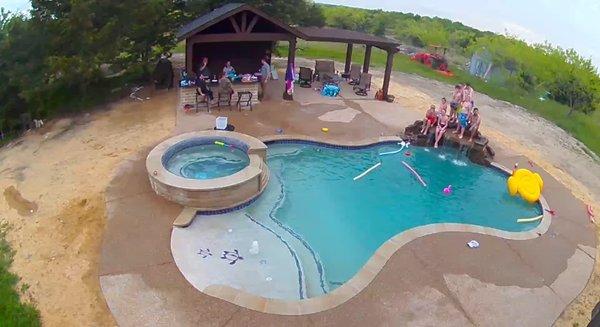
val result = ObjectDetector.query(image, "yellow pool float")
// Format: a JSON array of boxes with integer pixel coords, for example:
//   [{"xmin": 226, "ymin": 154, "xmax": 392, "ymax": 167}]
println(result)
[{"xmin": 506, "ymin": 168, "xmax": 543, "ymax": 203}]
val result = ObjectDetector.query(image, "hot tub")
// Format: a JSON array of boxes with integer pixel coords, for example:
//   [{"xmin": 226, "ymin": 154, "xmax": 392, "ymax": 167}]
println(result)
[{"xmin": 146, "ymin": 131, "xmax": 268, "ymax": 210}]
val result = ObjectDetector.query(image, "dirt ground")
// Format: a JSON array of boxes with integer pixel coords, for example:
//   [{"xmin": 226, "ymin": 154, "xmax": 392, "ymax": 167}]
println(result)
[
  {"xmin": 0, "ymin": 88, "xmax": 176, "ymax": 326},
  {"xmin": 0, "ymin": 57, "xmax": 598, "ymax": 326}
]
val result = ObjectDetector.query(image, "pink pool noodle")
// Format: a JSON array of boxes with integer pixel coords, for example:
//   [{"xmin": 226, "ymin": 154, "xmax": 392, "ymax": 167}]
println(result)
[{"xmin": 402, "ymin": 161, "xmax": 427, "ymax": 187}]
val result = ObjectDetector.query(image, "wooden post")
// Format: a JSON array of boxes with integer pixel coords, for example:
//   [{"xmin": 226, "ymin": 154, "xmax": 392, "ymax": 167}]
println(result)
[
  {"xmin": 283, "ymin": 38, "xmax": 297, "ymax": 101},
  {"xmin": 382, "ymin": 49, "xmax": 395, "ymax": 98},
  {"xmin": 344, "ymin": 43, "xmax": 353, "ymax": 74},
  {"xmin": 363, "ymin": 45, "xmax": 372, "ymax": 73},
  {"xmin": 287, "ymin": 38, "xmax": 296, "ymax": 67},
  {"xmin": 186, "ymin": 40, "xmax": 193, "ymax": 74}
]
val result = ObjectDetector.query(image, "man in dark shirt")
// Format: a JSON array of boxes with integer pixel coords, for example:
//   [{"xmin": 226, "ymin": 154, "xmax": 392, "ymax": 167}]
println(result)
[
  {"xmin": 196, "ymin": 76, "xmax": 213, "ymax": 101},
  {"xmin": 198, "ymin": 57, "xmax": 211, "ymax": 79}
]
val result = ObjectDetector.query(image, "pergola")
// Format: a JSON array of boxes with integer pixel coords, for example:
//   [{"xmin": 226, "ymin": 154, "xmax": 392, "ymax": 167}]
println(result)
[{"xmin": 177, "ymin": 3, "xmax": 400, "ymax": 97}]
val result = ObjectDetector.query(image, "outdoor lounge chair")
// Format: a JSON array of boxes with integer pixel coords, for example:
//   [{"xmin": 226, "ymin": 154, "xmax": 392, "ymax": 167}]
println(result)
[
  {"xmin": 298, "ymin": 67, "xmax": 313, "ymax": 88},
  {"xmin": 354, "ymin": 73, "xmax": 372, "ymax": 96},
  {"xmin": 348, "ymin": 64, "xmax": 361, "ymax": 85},
  {"xmin": 195, "ymin": 88, "xmax": 210, "ymax": 112},
  {"xmin": 315, "ymin": 60, "xmax": 335, "ymax": 81},
  {"xmin": 236, "ymin": 91, "xmax": 253, "ymax": 111}
]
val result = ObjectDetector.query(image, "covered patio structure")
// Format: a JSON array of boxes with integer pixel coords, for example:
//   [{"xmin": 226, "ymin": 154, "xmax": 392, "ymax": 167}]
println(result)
[
  {"xmin": 296, "ymin": 26, "xmax": 400, "ymax": 97},
  {"xmin": 177, "ymin": 3, "xmax": 400, "ymax": 100}
]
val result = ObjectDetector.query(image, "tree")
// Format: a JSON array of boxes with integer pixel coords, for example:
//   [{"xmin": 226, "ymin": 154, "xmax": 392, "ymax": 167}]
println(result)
[{"xmin": 186, "ymin": 0, "xmax": 324, "ymax": 26}]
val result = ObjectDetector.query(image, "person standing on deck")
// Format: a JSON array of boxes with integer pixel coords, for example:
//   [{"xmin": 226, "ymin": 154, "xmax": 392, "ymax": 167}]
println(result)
[
  {"xmin": 259, "ymin": 58, "xmax": 270, "ymax": 100},
  {"xmin": 462, "ymin": 83, "xmax": 474, "ymax": 104},
  {"xmin": 450, "ymin": 84, "xmax": 463, "ymax": 121}
]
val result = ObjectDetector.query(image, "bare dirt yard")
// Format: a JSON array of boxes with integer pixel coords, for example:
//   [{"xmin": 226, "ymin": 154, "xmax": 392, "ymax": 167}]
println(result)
[{"xmin": 0, "ymin": 88, "xmax": 176, "ymax": 326}]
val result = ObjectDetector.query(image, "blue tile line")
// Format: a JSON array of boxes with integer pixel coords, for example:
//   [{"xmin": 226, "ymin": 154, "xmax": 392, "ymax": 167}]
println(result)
[
  {"xmin": 244, "ymin": 212, "xmax": 306, "ymax": 299},
  {"xmin": 264, "ymin": 139, "xmax": 400, "ymax": 150},
  {"xmin": 268, "ymin": 167, "xmax": 329, "ymax": 294}
]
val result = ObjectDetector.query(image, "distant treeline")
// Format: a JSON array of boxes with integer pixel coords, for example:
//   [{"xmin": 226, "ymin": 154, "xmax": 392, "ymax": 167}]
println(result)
[{"xmin": 320, "ymin": 4, "xmax": 599, "ymax": 116}]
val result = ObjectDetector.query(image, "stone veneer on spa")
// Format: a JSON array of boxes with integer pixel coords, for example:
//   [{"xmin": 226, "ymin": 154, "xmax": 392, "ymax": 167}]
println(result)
[
  {"xmin": 170, "ymin": 135, "xmax": 553, "ymax": 315},
  {"xmin": 146, "ymin": 131, "xmax": 268, "ymax": 210}
]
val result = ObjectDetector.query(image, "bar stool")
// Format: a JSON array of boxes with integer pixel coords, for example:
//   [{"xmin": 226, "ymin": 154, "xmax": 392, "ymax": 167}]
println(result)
[{"xmin": 236, "ymin": 91, "xmax": 253, "ymax": 111}]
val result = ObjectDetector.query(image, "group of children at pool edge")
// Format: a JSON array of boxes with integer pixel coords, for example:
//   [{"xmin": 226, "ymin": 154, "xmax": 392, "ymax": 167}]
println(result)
[{"xmin": 420, "ymin": 83, "xmax": 482, "ymax": 148}]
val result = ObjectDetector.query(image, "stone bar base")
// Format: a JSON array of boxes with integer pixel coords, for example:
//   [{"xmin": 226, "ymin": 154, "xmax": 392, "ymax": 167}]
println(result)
[{"xmin": 179, "ymin": 82, "xmax": 260, "ymax": 111}]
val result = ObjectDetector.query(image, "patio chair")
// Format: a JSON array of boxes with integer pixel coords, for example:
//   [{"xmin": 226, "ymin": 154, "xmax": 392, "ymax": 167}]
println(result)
[
  {"xmin": 217, "ymin": 92, "xmax": 232, "ymax": 109},
  {"xmin": 236, "ymin": 91, "xmax": 253, "ymax": 111},
  {"xmin": 195, "ymin": 88, "xmax": 210, "ymax": 112},
  {"xmin": 348, "ymin": 64, "xmax": 361, "ymax": 85},
  {"xmin": 298, "ymin": 67, "xmax": 313, "ymax": 88},
  {"xmin": 354, "ymin": 73, "xmax": 372, "ymax": 96},
  {"xmin": 314, "ymin": 60, "xmax": 335, "ymax": 81}
]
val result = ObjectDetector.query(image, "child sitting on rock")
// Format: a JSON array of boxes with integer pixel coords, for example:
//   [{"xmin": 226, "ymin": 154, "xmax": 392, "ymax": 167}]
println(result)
[
  {"xmin": 421, "ymin": 105, "xmax": 437, "ymax": 135},
  {"xmin": 468, "ymin": 108, "xmax": 482, "ymax": 142}
]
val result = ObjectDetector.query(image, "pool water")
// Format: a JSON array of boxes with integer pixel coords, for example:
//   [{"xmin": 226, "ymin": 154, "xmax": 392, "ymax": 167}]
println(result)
[
  {"xmin": 164, "ymin": 144, "xmax": 250, "ymax": 179},
  {"xmin": 247, "ymin": 142, "xmax": 542, "ymax": 293}
]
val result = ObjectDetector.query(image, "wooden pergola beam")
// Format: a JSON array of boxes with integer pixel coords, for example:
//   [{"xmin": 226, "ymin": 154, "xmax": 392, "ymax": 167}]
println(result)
[
  {"xmin": 344, "ymin": 43, "xmax": 353, "ymax": 74},
  {"xmin": 363, "ymin": 45, "xmax": 372, "ymax": 73},
  {"xmin": 382, "ymin": 49, "xmax": 395, "ymax": 98},
  {"xmin": 229, "ymin": 16, "xmax": 241, "ymax": 33},
  {"xmin": 241, "ymin": 12, "xmax": 247, "ymax": 32},
  {"xmin": 188, "ymin": 32, "xmax": 293, "ymax": 44},
  {"xmin": 185, "ymin": 39, "xmax": 193, "ymax": 74},
  {"xmin": 246, "ymin": 15, "xmax": 259, "ymax": 33}
]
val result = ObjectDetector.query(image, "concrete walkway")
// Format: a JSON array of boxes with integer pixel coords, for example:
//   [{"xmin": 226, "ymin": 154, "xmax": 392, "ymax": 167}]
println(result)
[{"xmin": 99, "ymin": 75, "xmax": 596, "ymax": 326}]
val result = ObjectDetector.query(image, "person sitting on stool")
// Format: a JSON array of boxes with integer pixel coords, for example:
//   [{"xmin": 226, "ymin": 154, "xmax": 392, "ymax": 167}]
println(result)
[{"xmin": 196, "ymin": 76, "xmax": 213, "ymax": 101}]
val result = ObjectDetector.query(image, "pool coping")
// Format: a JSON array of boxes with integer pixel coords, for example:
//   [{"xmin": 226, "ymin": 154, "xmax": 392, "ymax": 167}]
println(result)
[
  {"xmin": 178, "ymin": 135, "xmax": 552, "ymax": 315},
  {"xmin": 146, "ymin": 131, "xmax": 270, "ymax": 210},
  {"xmin": 147, "ymin": 131, "xmax": 267, "ymax": 191}
]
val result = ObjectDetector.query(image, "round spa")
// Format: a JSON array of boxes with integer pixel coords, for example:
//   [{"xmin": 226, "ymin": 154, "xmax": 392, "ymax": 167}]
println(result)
[{"xmin": 146, "ymin": 131, "xmax": 268, "ymax": 210}]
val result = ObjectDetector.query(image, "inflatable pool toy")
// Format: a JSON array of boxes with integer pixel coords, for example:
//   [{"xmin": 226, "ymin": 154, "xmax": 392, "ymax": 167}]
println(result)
[
  {"xmin": 517, "ymin": 214, "xmax": 543, "ymax": 223},
  {"xmin": 214, "ymin": 141, "xmax": 229, "ymax": 147},
  {"xmin": 353, "ymin": 162, "xmax": 381, "ymax": 181},
  {"xmin": 443, "ymin": 185, "xmax": 452, "ymax": 195},
  {"xmin": 506, "ymin": 168, "xmax": 543, "ymax": 203},
  {"xmin": 379, "ymin": 141, "xmax": 410, "ymax": 156},
  {"xmin": 402, "ymin": 161, "xmax": 427, "ymax": 187},
  {"xmin": 404, "ymin": 151, "xmax": 412, "ymax": 157},
  {"xmin": 321, "ymin": 127, "xmax": 329, "ymax": 133}
]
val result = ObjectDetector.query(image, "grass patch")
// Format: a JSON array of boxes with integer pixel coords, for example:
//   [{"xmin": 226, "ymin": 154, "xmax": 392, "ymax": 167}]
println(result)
[
  {"xmin": 0, "ymin": 223, "xmax": 41, "ymax": 326},
  {"xmin": 277, "ymin": 40, "xmax": 600, "ymax": 156}
]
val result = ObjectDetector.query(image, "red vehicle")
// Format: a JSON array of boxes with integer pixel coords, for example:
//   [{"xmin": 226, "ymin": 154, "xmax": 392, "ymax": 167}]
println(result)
[{"xmin": 411, "ymin": 45, "xmax": 453, "ymax": 76}]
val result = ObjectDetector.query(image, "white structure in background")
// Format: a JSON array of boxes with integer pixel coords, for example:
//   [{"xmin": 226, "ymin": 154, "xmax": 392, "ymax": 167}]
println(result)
[{"xmin": 469, "ymin": 51, "xmax": 494, "ymax": 79}]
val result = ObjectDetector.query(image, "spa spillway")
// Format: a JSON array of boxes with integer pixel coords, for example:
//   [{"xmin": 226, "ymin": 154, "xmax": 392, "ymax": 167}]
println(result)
[{"xmin": 146, "ymin": 131, "xmax": 269, "ymax": 210}]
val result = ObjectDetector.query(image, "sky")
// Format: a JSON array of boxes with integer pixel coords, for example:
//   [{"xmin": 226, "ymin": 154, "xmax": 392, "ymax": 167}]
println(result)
[{"xmin": 2, "ymin": 0, "xmax": 599, "ymax": 67}]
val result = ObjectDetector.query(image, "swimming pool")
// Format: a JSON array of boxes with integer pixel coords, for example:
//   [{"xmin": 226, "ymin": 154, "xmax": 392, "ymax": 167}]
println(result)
[
  {"xmin": 164, "ymin": 143, "xmax": 250, "ymax": 180},
  {"xmin": 172, "ymin": 141, "xmax": 544, "ymax": 302},
  {"xmin": 257, "ymin": 143, "xmax": 541, "ymax": 289}
]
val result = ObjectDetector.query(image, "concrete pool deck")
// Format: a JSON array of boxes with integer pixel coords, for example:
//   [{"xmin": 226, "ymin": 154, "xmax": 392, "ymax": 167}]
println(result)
[{"xmin": 99, "ymin": 78, "xmax": 597, "ymax": 326}]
